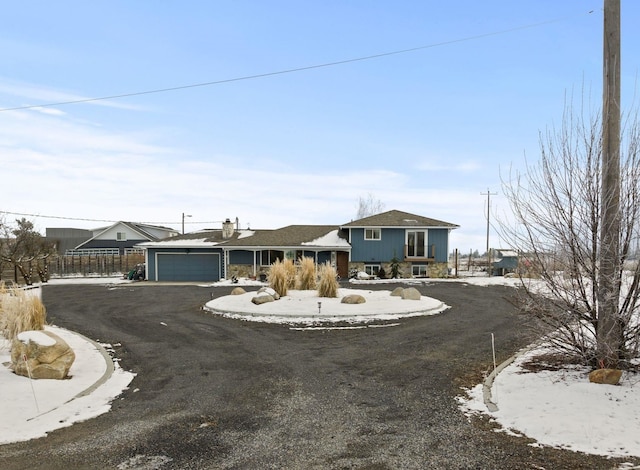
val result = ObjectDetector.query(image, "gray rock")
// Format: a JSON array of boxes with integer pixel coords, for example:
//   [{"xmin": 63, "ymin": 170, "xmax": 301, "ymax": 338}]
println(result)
[
  {"xmin": 257, "ymin": 287, "xmax": 280, "ymax": 300},
  {"xmin": 390, "ymin": 287, "xmax": 404, "ymax": 297},
  {"xmin": 251, "ymin": 293, "xmax": 275, "ymax": 305},
  {"xmin": 401, "ymin": 287, "xmax": 422, "ymax": 300},
  {"xmin": 341, "ymin": 294, "xmax": 366, "ymax": 304}
]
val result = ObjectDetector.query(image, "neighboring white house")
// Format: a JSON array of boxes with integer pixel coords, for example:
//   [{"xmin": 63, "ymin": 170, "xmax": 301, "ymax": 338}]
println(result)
[{"xmin": 47, "ymin": 222, "xmax": 179, "ymax": 255}]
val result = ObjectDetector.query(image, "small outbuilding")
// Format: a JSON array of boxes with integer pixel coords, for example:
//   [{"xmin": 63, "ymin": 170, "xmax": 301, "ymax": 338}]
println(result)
[{"xmin": 491, "ymin": 249, "xmax": 519, "ymax": 276}]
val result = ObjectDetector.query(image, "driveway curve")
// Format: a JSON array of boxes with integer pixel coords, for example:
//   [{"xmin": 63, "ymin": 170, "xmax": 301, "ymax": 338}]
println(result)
[{"xmin": 0, "ymin": 282, "xmax": 616, "ymax": 469}]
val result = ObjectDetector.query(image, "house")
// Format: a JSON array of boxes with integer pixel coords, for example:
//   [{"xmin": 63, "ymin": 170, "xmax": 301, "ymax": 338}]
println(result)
[
  {"xmin": 137, "ymin": 211, "xmax": 458, "ymax": 282},
  {"xmin": 47, "ymin": 222, "xmax": 179, "ymax": 255},
  {"xmin": 341, "ymin": 210, "xmax": 459, "ymax": 278},
  {"xmin": 138, "ymin": 219, "xmax": 351, "ymax": 282}
]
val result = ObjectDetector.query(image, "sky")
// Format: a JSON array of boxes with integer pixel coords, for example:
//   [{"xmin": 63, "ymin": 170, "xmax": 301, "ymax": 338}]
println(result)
[
  {"xmin": 4, "ymin": 277, "xmax": 640, "ymax": 467},
  {"xmin": 1, "ymin": 1, "xmax": 639, "ymax": 252}
]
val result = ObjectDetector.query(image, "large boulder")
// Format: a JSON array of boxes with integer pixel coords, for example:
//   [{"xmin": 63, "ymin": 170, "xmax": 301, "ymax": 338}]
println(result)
[
  {"xmin": 230, "ymin": 287, "xmax": 246, "ymax": 295},
  {"xmin": 11, "ymin": 330, "xmax": 75, "ymax": 380},
  {"xmin": 401, "ymin": 287, "xmax": 422, "ymax": 300},
  {"xmin": 588, "ymin": 368, "xmax": 622, "ymax": 385},
  {"xmin": 341, "ymin": 294, "xmax": 366, "ymax": 304},
  {"xmin": 390, "ymin": 287, "xmax": 404, "ymax": 297},
  {"xmin": 251, "ymin": 292, "xmax": 275, "ymax": 305},
  {"xmin": 257, "ymin": 287, "xmax": 280, "ymax": 300}
]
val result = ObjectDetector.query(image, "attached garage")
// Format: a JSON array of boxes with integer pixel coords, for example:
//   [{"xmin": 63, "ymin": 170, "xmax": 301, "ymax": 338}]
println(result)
[{"xmin": 156, "ymin": 253, "xmax": 220, "ymax": 281}]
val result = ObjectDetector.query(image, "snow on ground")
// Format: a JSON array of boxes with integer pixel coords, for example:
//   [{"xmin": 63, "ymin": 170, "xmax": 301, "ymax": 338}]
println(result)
[
  {"xmin": 204, "ymin": 287, "xmax": 448, "ymax": 325},
  {"xmin": 458, "ymin": 344, "xmax": 640, "ymax": 461},
  {"xmin": 0, "ymin": 325, "xmax": 135, "ymax": 444},
  {"xmin": 3, "ymin": 275, "xmax": 640, "ymax": 466}
]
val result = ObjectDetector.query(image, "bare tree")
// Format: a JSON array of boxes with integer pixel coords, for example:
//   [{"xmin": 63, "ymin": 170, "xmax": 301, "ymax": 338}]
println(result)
[
  {"xmin": 356, "ymin": 193, "xmax": 385, "ymax": 219},
  {"xmin": 1, "ymin": 218, "xmax": 56, "ymax": 285},
  {"xmin": 499, "ymin": 104, "xmax": 640, "ymax": 369}
]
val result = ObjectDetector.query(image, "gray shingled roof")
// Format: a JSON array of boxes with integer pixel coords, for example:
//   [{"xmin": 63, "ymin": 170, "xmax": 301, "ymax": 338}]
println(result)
[
  {"xmin": 143, "ymin": 225, "xmax": 348, "ymax": 249},
  {"xmin": 223, "ymin": 225, "xmax": 347, "ymax": 247},
  {"xmin": 341, "ymin": 210, "xmax": 458, "ymax": 229}
]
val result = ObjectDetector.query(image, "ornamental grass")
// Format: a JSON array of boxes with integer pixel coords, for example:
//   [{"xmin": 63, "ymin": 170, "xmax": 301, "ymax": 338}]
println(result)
[
  {"xmin": 317, "ymin": 262, "xmax": 339, "ymax": 298},
  {"xmin": 296, "ymin": 257, "xmax": 317, "ymax": 290},
  {"xmin": 268, "ymin": 259, "xmax": 291, "ymax": 297},
  {"xmin": 0, "ymin": 283, "xmax": 46, "ymax": 341}
]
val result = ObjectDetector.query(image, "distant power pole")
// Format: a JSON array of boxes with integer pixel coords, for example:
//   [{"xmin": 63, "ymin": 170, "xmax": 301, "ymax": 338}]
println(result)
[{"xmin": 481, "ymin": 189, "xmax": 497, "ymax": 274}]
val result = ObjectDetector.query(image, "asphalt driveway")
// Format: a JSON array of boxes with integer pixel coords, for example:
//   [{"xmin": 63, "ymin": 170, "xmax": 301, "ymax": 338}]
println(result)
[{"xmin": 0, "ymin": 282, "xmax": 618, "ymax": 469}]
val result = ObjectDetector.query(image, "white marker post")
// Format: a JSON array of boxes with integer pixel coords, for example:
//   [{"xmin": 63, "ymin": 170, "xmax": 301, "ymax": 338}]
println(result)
[{"xmin": 23, "ymin": 353, "xmax": 40, "ymax": 414}]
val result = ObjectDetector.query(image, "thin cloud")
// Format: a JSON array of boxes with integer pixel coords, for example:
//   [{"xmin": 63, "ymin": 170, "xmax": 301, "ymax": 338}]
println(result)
[{"xmin": 0, "ymin": 78, "xmax": 144, "ymax": 111}]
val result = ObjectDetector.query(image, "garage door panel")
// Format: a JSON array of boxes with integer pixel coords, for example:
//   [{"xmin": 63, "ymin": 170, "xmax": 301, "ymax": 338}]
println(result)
[{"xmin": 157, "ymin": 253, "xmax": 220, "ymax": 281}]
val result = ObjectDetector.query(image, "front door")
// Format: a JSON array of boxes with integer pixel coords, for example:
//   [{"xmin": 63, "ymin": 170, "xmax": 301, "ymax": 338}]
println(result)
[{"xmin": 336, "ymin": 251, "xmax": 348, "ymax": 279}]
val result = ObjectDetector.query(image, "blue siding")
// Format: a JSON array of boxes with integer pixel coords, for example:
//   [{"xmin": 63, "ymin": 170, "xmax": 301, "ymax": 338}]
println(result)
[
  {"xmin": 350, "ymin": 227, "xmax": 451, "ymax": 263},
  {"xmin": 350, "ymin": 228, "xmax": 405, "ymax": 262},
  {"xmin": 428, "ymin": 229, "xmax": 450, "ymax": 263}
]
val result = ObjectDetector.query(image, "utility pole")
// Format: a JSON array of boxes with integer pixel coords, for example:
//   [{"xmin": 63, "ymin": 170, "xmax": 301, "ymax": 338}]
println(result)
[
  {"xmin": 598, "ymin": 0, "xmax": 622, "ymax": 368},
  {"xmin": 481, "ymin": 189, "xmax": 497, "ymax": 275},
  {"xmin": 182, "ymin": 212, "xmax": 192, "ymax": 234}
]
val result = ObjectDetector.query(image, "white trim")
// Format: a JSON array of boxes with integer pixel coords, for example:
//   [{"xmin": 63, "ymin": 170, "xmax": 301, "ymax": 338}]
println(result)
[
  {"xmin": 405, "ymin": 229, "xmax": 429, "ymax": 258},
  {"xmin": 364, "ymin": 228, "xmax": 381, "ymax": 241}
]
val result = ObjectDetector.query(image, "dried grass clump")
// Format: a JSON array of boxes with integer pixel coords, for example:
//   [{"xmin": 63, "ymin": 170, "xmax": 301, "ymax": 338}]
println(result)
[
  {"xmin": 0, "ymin": 286, "xmax": 47, "ymax": 341},
  {"xmin": 284, "ymin": 258, "xmax": 296, "ymax": 289},
  {"xmin": 317, "ymin": 262, "xmax": 339, "ymax": 298},
  {"xmin": 296, "ymin": 257, "xmax": 317, "ymax": 290},
  {"xmin": 269, "ymin": 259, "xmax": 292, "ymax": 297}
]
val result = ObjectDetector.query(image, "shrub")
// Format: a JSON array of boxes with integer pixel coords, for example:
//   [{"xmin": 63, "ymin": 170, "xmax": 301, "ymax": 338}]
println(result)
[
  {"xmin": 0, "ymin": 284, "xmax": 47, "ymax": 341},
  {"xmin": 389, "ymin": 256, "xmax": 401, "ymax": 278},
  {"xmin": 268, "ymin": 259, "xmax": 292, "ymax": 297},
  {"xmin": 296, "ymin": 257, "xmax": 317, "ymax": 290},
  {"xmin": 317, "ymin": 262, "xmax": 339, "ymax": 298}
]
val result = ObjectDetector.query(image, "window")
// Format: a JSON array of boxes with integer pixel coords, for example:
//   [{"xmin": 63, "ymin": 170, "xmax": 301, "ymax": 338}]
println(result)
[
  {"xmin": 407, "ymin": 231, "xmax": 426, "ymax": 257},
  {"xmin": 365, "ymin": 228, "xmax": 381, "ymax": 240},
  {"xmin": 261, "ymin": 250, "xmax": 284, "ymax": 265},
  {"xmin": 116, "ymin": 232, "xmax": 127, "ymax": 242},
  {"xmin": 365, "ymin": 265, "xmax": 380, "ymax": 276},
  {"xmin": 412, "ymin": 265, "xmax": 428, "ymax": 277},
  {"xmin": 285, "ymin": 250, "xmax": 304, "ymax": 261}
]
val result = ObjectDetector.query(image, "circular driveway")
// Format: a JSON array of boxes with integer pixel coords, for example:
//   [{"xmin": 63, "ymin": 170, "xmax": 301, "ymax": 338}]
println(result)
[{"xmin": 0, "ymin": 282, "xmax": 615, "ymax": 469}]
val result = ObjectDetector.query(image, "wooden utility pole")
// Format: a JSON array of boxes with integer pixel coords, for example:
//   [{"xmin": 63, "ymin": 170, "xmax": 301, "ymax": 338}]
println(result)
[
  {"xmin": 598, "ymin": 0, "xmax": 622, "ymax": 368},
  {"xmin": 481, "ymin": 189, "xmax": 497, "ymax": 275}
]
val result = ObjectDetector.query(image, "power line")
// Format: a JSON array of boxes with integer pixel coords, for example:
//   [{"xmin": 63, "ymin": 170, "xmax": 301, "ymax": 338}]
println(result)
[
  {"xmin": 0, "ymin": 13, "xmax": 594, "ymax": 113},
  {"xmin": 0, "ymin": 210, "xmax": 219, "ymax": 226}
]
